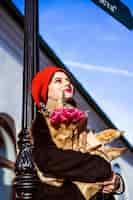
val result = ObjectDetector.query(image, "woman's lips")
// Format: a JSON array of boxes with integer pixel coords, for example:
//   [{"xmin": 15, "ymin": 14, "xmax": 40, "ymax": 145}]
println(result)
[{"xmin": 64, "ymin": 88, "xmax": 72, "ymax": 93}]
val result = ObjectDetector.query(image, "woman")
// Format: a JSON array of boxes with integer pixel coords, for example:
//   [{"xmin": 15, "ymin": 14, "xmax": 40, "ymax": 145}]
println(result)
[{"xmin": 31, "ymin": 66, "xmax": 123, "ymax": 200}]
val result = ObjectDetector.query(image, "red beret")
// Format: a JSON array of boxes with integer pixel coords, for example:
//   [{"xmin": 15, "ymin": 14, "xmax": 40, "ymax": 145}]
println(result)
[{"xmin": 32, "ymin": 66, "xmax": 66, "ymax": 107}]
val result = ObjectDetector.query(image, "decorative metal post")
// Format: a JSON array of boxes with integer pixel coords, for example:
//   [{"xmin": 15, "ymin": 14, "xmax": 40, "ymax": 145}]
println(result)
[{"xmin": 15, "ymin": 0, "xmax": 39, "ymax": 199}]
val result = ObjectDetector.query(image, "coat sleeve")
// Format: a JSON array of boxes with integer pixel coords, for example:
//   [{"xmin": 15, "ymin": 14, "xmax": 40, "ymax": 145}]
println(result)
[{"xmin": 32, "ymin": 112, "xmax": 113, "ymax": 183}]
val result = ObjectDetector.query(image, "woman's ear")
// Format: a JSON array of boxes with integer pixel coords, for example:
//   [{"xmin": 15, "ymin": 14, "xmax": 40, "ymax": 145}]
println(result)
[{"xmin": 39, "ymin": 102, "xmax": 46, "ymax": 111}]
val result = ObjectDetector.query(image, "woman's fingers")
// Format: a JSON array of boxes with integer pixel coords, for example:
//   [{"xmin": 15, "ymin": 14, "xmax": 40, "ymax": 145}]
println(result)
[
  {"xmin": 102, "ymin": 183, "xmax": 115, "ymax": 193},
  {"xmin": 102, "ymin": 173, "xmax": 121, "ymax": 194}
]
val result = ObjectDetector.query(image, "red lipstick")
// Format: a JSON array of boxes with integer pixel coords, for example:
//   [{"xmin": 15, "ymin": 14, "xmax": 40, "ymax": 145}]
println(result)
[{"xmin": 64, "ymin": 87, "xmax": 72, "ymax": 93}]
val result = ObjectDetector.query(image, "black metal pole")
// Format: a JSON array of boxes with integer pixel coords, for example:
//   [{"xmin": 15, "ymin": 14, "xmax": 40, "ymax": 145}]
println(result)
[
  {"xmin": 22, "ymin": 0, "xmax": 39, "ymax": 127},
  {"xmin": 15, "ymin": 0, "xmax": 39, "ymax": 199}
]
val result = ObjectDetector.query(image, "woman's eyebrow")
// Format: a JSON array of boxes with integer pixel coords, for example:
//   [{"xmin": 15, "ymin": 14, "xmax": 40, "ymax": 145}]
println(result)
[
  {"xmin": 54, "ymin": 76, "xmax": 71, "ymax": 82},
  {"xmin": 54, "ymin": 77, "xmax": 62, "ymax": 80}
]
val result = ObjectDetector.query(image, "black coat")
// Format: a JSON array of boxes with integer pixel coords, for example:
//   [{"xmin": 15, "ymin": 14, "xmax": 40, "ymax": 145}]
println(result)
[{"xmin": 32, "ymin": 112, "xmax": 113, "ymax": 200}]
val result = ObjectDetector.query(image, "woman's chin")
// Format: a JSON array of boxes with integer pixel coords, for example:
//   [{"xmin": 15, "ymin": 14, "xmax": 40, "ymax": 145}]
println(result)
[{"xmin": 64, "ymin": 94, "xmax": 73, "ymax": 101}]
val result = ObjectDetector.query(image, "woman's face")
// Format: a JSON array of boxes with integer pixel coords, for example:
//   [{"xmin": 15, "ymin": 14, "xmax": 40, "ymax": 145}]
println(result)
[{"xmin": 47, "ymin": 71, "xmax": 74, "ymax": 101}]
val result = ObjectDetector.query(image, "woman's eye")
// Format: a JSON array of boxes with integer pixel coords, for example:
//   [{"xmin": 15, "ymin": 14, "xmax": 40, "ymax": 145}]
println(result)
[
  {"xmin": 66, "ymin": 79, "xmax": 70, "ymax": 83},
  {"xmin": 55, "ymin": 79, "xmax": 62, "ymax": 83}
]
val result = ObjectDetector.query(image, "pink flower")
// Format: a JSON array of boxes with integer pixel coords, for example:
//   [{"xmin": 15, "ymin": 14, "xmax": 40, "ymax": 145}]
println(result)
[{"xmin": 49, "ymin": 107, "xmax": 86, "ymax": 126}]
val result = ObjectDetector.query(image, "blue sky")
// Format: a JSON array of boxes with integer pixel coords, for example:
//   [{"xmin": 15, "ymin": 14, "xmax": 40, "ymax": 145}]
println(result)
[{"xmin": 13, "ymin": 0, "xmax": 133, "ymax": 146}]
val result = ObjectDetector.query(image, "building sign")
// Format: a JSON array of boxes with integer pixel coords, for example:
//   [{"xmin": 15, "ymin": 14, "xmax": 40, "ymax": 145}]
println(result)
[{"xmin": 91, "ymin": 0, "xmax": 133, "ymax": 30}]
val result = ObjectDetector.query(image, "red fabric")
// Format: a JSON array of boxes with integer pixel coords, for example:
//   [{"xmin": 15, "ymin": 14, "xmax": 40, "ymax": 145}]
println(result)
[{"xmin": 32, "ymin": 66, "xmax": 66, "ymax": 107}]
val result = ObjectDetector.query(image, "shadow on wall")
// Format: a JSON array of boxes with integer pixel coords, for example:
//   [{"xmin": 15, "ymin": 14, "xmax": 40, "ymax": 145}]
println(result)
[{"xmin": 0, "ymin": 113, "xmax": 16, "ymax": 200}]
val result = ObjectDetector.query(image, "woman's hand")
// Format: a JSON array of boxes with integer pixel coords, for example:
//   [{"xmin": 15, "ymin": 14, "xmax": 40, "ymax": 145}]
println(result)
[{"xmin": 102, "ymin": 173, "xmax": 121, "ymax": 194}]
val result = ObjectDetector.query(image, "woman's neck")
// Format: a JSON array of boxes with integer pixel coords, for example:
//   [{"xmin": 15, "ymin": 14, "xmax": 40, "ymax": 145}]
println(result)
[
  {"xmin": 46, "ymin": 97, "xmax": 63, "ymax": 111},
  {"xmin": 46, "ymin": 97, "xmax": 74, "ymax": 111}
]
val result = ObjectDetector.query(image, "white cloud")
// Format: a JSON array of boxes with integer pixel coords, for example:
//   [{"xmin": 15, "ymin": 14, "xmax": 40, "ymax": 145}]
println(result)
[{"xmin": 65, "ymin": 60, "xmax": 133, "ymax": 78}]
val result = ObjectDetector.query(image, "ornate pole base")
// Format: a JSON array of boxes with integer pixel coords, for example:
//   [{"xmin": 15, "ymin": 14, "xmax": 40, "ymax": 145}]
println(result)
[
  {"xmin": 15, "ymin": 174, "xmax": 37, "ymax": 199},
  {"xmin": 15, "ymin": 129, "xmax": 38, "ymax": 200}
]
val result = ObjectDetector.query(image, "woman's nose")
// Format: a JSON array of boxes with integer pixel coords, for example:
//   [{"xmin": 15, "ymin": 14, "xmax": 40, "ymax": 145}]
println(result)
[{"xmin": 64, "ymin": 81, "xmax": 71, "ymax": 87}]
